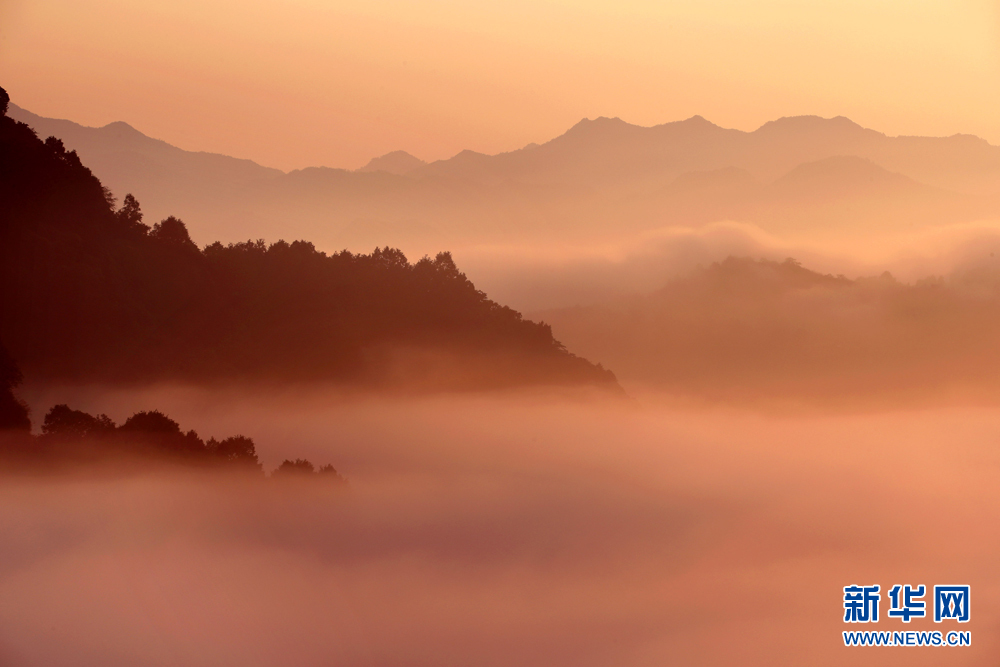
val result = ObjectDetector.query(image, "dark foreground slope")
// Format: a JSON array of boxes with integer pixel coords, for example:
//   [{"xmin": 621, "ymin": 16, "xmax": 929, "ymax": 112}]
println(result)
[{"xmin": 0, "ymin": 89, "xmax": 616, "ymax": 391}]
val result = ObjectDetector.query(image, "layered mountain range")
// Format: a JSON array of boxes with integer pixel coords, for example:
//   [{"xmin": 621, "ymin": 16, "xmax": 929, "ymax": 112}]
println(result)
[
  {"xmin": 536, "ymin": 256, "xmax": 1000, "ymax": 403},
  {"xmin": 12, "ymin": 105, "xmax": 1000, "ymax": 253}
]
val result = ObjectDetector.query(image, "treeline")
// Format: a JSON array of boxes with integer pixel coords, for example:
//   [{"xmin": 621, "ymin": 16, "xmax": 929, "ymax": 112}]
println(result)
[
  {"xmin": 0, "ymin": 359, "xmax": 340, "ymax": 477},
  {"xmin": 0, "ymin": 86, "xmax": 616, "ymax": 389}
]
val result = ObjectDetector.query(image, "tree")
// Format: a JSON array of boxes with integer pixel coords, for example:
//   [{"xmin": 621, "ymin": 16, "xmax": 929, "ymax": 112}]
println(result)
[
  {"xmin": 117, "ymin": 410, "xmax": 206, "ymax": 456},
  {"xmin": 208, "ymin": 435, "xmax": 262, "ymax": 471},
  {"xmin": 271, "ymin": 459, "xmax": 345, "ymax": 481},
  {"xmin": 317, "ymin": 463, "xmax": 345, "ymax": 482},
  {"xmin": 0, "ymin": 341, "xmax": 30, "ymax": 432},
  {"xmin": 22, "ymin": 403, "xmax": 291, "ymax": 473},
  {"xmin": 273, "ymin": 458, "xmax": 315, "ymax": 475},
  {"xmin": 42, "ymin": 404, "xmax": 115, "ymax": 438},
  {"xmin": 372, "ymin": 246, "xmax": 409, "ymax": 270},
  {"xmin": 150, "ymin": 216, "xmax": 198, "ymax": 249},
  {"xmin": 119, "ymin": 410, "xmax": 182, "ymax": 436},
  {"xmin": 115, "ymin": 193, "xmax": 148, "ymax": 235}
]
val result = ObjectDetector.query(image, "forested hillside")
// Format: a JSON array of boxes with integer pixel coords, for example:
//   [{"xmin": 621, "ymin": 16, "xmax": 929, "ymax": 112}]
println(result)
[{"xmin": 0, "ymin": 88, "xmax": 616, "ymax": 390}]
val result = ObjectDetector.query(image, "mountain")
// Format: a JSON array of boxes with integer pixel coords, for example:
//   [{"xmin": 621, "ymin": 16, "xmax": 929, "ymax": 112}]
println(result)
[
  {"xmin": 413, "ymin": 114, "xmax": 1000, "ymax": 196},
  {"xmin": 618, "ymin": 155, "xmax": 980, "ymax": 238},
  {"xmin": 359, "ymin": 150, "xmax": 426, "ymax": 175},
  {"xmin": 11, "ymin": 105, "xmax": 1000, "ymax": 255},
  {"xmin": 534, "ymin": 256, "xmax": 1000, "ymax": 402},
  {"xmin": 6, "ymin": 103, "xmax": 282, "ymax": 232},
  {"xmin": 414, "ymin": 115, "xmax": 747, "ymax": 192},
  {"xmin": 0, "ymin": 92, "xmax": 617, "ymax": 391}
]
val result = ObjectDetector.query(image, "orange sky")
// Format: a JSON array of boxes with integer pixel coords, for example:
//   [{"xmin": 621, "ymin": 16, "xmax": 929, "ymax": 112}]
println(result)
[{"xmin": 1, "ymin": 0, "xmax": 998, "ymax": 171}]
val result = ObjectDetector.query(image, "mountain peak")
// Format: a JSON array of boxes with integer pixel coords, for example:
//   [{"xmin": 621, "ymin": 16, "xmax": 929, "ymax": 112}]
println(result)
[
  {"xmin": 565, "ymin": 116, "xmax": 631, "ymax": 133},
  {"xmin": 358, "ymin": 150, "xmax": 426, "ymax": 175},
  {"xmin": 681, "ymin": 114, "xmax": 712, "ymax": 125},
  {"xmin": 753, "ymin": 115, "xmax": 876, "ymax": 137},
  {"xmin": 102, "ymin": 120, "xmax": 139, "ymax": 131},
  {"xmin": 96, "ymin": 120, "xmax": 148, "ymax": 139}
]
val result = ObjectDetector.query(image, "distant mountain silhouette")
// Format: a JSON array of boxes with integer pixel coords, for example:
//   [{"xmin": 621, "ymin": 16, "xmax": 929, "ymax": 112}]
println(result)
[
  {"xmin": 359, "ymin": 150, "xmax": 426, "ymax": 175},
  {"xmin": 7, "ymin": 103, "xmax": 282, "ymax": 230},
  {"xmin": 535, "ymin": 256, "xmax": 1000, "ymax": 403},
  {"xmin": 414, "ymin": 115, "xmax": 746, "ymax": 192},
  {"xmin": 0, "ymin": 90, "xmax": 617, "ymax": 391},
  {"xmin": 413, "ymin": 114, "xmax": 1000, "ymax": 195},
  {"xmin": 771, "ymin": 155, "xmax": 912, "ymax": 195},
  {"xmin": 621, "ymin": 155, "xmax": 978, "ymax": 237},
  {"xmin": 11, "ymin": 105, "xmax": 1000, "ymax": 252}
]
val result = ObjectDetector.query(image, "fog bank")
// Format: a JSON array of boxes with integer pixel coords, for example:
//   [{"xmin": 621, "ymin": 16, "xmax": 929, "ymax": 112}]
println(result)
[{"xmin": 1, "ymin": 389, "xmax": 997, "ymax": 666}]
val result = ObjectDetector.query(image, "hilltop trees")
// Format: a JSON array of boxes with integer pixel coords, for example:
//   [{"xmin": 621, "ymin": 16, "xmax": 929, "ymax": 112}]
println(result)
[
  {"xmin": 0, "ymin": 398, "xmax": 342, "ymax": 479},
  {"xmin": 274, "ymin": 458, "xmax": 345, "ymax": 481},
  {"xmin": 150, "ymin": 215, "xmax": 199, "ymax": 250},
  {"xmin": 38, "ymin": 405, "xmax": 257, "ymax": 467},
  {"xmin": 208, "ymin": 435, "xmax": 260, "ymax": 468},
  {"xmin": 0, "ymin": 400, "xmax": 347, "ymax": 479},
  {"xmin": 42, "ymin": 404, "xmax": 115, "ymax": 439}
]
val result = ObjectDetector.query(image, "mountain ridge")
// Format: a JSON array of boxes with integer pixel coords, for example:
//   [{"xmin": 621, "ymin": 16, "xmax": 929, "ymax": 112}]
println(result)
[
  {"xmin": 17, "ymin": 103, "xmax": 999, "ymax": 185},
  {"xmin": 10, "ymin": 104, "xmax": 1000, "ymax": 252},
  {"xmin": 359, "ymin": 150, "xmax": 426, "ymax": 175},
  {"xmin": 9, "ymin": 104, "xmax": 279, "ymax": 175}
]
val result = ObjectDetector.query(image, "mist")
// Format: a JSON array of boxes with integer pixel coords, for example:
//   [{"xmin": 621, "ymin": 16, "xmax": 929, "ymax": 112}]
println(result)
[
  {"xmin": 1, "ymin": 388, "xmax": 997, "ymax": 666},
  {"xmin": 5, "ymin": 64, "xmax": 1000, "ymax": 667},
  {"xmin": 456, "ymin": 219, "xmax": 1000, "ymax": 313}
]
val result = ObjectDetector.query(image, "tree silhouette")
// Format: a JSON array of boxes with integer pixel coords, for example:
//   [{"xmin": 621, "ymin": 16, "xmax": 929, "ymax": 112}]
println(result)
[
  {"xmin": 12, "ymin": 403, "xmax": 276, "ymax": 473},
  {"xmin": 317, "ymin": 463, "xmax": 345, "ymax": 482},
  {"xmin": 208, "ymin": 435, "xmax": 262, "ymax": 471},
  {"xmin": 117, "ymin": 410, "xmax": 206, "ymax": 457},
  {"xmin": 271, "ymin": 458, "xmax": 345, "ymax": 480},
  {"xmin": 119, "ymin": 410, "xmax": 183, "ymax": 435},
  {"xmin": 115, "ymin": 193, "xmax": 148, "ymax": 235},
  {"xmin": 0, "ymin": 340, "xmax": 30, "ymax": 432},
  {"xmin": 150, "ymin": 215, "xmax": 198, "ymax": 250},
  {"xmin": 274, "ymin": 458, "xmax": 316, "ymax": 475},
  {"xmin": 42, "ymin": 404, "xmax": 115, "ymax": 439}
]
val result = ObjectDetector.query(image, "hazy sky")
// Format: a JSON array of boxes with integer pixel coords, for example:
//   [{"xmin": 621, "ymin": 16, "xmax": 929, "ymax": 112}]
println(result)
[{"xmin": 2, "ymin": 0, "xmax": 998, "ymax": 171}]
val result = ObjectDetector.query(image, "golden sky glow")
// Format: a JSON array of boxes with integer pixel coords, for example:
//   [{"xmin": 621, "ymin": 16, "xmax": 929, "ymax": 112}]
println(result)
[{"xmin": 1, "ymin": 0, "xmax": 998, "ymax": 170}]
